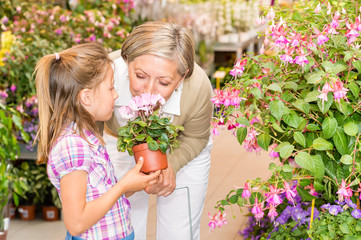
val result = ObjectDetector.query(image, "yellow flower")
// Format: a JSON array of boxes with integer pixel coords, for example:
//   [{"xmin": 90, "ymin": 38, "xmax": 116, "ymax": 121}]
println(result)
[{"xmin": 0, "ymin": 31, "xmax": 13, "ymax": 66}]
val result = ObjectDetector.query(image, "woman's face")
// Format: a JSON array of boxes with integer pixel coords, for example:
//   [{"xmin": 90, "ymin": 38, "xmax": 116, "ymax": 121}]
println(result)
[{"xmin": 128, "ymin": 54, "xmax": 185, "ymax": 100}]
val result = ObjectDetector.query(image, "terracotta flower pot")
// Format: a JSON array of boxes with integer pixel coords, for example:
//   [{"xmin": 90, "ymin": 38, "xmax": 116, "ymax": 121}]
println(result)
[
  {"xmin": 0, "ymin": 231, "xmax": 7, "ymax": 240},
  {"xmin": 42, "ymin": 206, "xmax": 59, "ymax": 221},
  {"xmin": 132, "ymin": 143, "xmax": 168, "ymax": 173},
  {"xmin": 18, "ymin": 205, "xmax": 36, "ymax": 221}
]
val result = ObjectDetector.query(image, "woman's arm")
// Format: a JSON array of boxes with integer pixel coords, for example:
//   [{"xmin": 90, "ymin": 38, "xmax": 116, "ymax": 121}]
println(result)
[{"xmin": 61, "ymin": 158, "xmax": 160, "ymax": 236}]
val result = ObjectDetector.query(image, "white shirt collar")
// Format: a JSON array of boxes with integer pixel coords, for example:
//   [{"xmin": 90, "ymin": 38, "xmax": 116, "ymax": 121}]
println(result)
[{"xmin": 112, "ymin": 56, "xmax": 182, "ymax": 116}]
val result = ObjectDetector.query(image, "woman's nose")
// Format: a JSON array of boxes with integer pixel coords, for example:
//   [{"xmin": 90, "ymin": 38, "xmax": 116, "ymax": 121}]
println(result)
[{"xmin": 144, "ymin": 81, "xmax": 156, "ymax": 94}]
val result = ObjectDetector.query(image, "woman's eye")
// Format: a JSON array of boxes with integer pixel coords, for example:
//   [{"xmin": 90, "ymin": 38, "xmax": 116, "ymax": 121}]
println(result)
[
  {"xmin": 136, "ymin": 74, "xmax": 145, "ymax": 79},
  {"xmin": 159, "ymin": 82, "xmax": 170, "ymax": 86}
]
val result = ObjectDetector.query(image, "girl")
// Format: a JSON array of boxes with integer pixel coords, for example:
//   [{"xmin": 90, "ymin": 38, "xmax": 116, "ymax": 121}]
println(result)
[{"xmin": 34, "ymin": 43, "xmax": 160, "ymax": 240}]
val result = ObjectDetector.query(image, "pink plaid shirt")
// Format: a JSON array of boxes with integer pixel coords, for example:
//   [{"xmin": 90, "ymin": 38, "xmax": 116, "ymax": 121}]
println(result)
[{"xmin": 47, "ymin": 123, "xmax": 133, "ymax": 239}]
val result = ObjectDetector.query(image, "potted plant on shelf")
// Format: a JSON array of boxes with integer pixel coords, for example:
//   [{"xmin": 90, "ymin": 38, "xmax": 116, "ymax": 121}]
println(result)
[
  {"xmin": 0, "ymin": 103, "xmax": 29, "ymax": 240},
  {"xmin": 117, "ymin": 93, "xmax": 184, "ymax": 173},
  {"xmin": 209, "ymin": 0, "xmax": 361, "ymax": 238},
  {"xmin": 36, "ymin": 164, "xmax": 61, "ymax": 221},
  {"xmin": 17, "ymin": 161, "xmax": 45, "ymax": 221}
]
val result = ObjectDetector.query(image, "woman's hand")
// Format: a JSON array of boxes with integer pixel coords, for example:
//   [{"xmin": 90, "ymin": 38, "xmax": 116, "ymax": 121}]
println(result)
[
  {"xmin": 121, "ymin": 157, "xmax": 161, "ymax": 194},
  {"xmin": 144, "ymin": 164, "xmax": 176, "ymax": 197}
]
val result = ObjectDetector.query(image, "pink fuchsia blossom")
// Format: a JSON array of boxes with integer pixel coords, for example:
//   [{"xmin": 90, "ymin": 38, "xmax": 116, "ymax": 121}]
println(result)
[
  {"xmin": 346, "ymin": 17, "xmax": 361, "ymax": 38},
  {"xmin": 243, "ymin": 128, "xmax": 262, "ymax": 153},
  {"xmin": 283, "ymin": 181, "xmax": 297, "ymax": 204},
  {"xmin": 317, "ymin": 34, "xmax": 329, "ymax": 45},
  {"xmin": 0, "ymin": 90, "xmax": 8, "ymax": 99},
  {"xmin": 266, "ymin": 7, "xmax": 275, "ymax": 20},
  {"xmin": 241, "ymin": 182, "xmax": 252, "ymax": 198},
  {"xmin": 333, "ymin": 80, "xmax": 349, "ymax": 102},
  {"xmin": 305, "ymin": 183, "xmax": 319, "ymax": 196},
  {"xmin": 326, "ymin": 2, "xmax": 332, "ymax": 15},
  {"xmin": 251, "ymin": 197, "xmax": 264, "ymax": 223},
  {"xmin": 211, "ymin": 120, "xmax": 220, "ymax": 136},
  {"xmin": 265, "ymin": 185, "xmax": 283, "ymax": 206},
  {"xmin": 358, "ymin": 183, "xmax": 361, "ymax": 200},
  {"xmin": 336, "ymin": 179, "xmax": 353, "ymax": 202},
  {"xmin": 208, "ymin": 211, "xmax": 227, "ymax": 230},
  {"xmin": 10, "ymin": 84, "xmax": 16, "ymax": 92},
  {"xmin": 211, "ymin": 89, "xmax": 245, "ymax": 108},
  {"xmin": 279, "ymin": 47, "xmax": 294, "ymax": 64},
  {"xmin": 268, "ymin": 143, "xmax": 279, "ymax": 158},
  {"xmin": 294, "ymin": 48, "xmax": 309, "ymax": 67},
  {"xmin": 314, "ymin": 3, "xmax": 321, "ymax": 14},
  {"xmin": 255, "ymin": 16, "xmax": 266, "ymax": 25},
  {"xmin": 318, "ymin": 82, "xmax": 333, "ymax": 108},
  {"xmin": 268, "ymin": 204, "xmax": 278, "ymax": 222},
  {"xmin": 229, "ymin": 58, "xmax": 247, "ymax": 77}
]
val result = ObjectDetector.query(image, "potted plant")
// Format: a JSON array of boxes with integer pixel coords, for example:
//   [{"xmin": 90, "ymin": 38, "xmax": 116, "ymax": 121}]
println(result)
[
  {"xmin": 16, "ymin": 161, "xmax": 45, "ymax": 221},
  {"xmin": 36, "ymin": 163, "xmax": 61, "ymax": 221},
  {"xmin": 117, "ymin": 93, "xmax": 184, "ymax": 173},
  {"xmin": 208, "ymin": 0, "xmax": 361, "ymax": 238},
  {"xmin": 0, "ymin": 103, "xmax": 29, "ymax": 239}
]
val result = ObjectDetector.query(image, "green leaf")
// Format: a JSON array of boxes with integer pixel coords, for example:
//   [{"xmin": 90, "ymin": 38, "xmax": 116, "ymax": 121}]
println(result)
[
  {"xmin": 250, "ymin": 87, "xmax": 262, "ymax": 100},
  {"xmin": 295, "ymin": 152, "xmax": 325, "ymax": 179},
  {"xmin": 236, "ymin": 117, "xmax": 250, "ymax": 126},
  {"xmin": 340, "ymin": 223, "xmax": 350, "ymax": 234},
  {"xmin": 304, "ymin": 70, "xmax": 325, "ymax": 84},
  {"xmin": 280, "ymin": 144, "xmax": 294, "ymax": 159},
  {"xmin": 332, "ymin": 128, "xmax": 349, "ymax": 155},
  {"xmin": 296, "ymin": 186, "xmax": 316, "ymax": 201},
  {"xmin": 321, "ymin": 61, "xmax": 334, "ymax": 73},
  {"xmin": 313, "ymin": 138, "xmax": 333, "ymax": 151},
  {"xmin": 257, "ymin": 133, "xmax": 271, "ymax": 151},
  {"xmin": 307, "ymin": 124, "xmax": 321, "ymax": 131},
  {"xmin": 147, "ymin": 140, "xmax": 159, "ymax": 151},
  {"xmin": 333, "ymin": 64, "xmax": 347, "ymax": 75},
  {"xmin": 282, "ymin": 164, "xmax": 293, "ymax": 172},
  {"xmin": 340, "ymin": 155, "xmax": 353, "ymax": 165},
  {"xmin": 317, "ymin": 92, "xmax": 334, "ymax": 114},
  {"xmin": 236, "ymin": 127, "xmax": 248, "ymax": 145},
  {"xmin": 159, "ymin": 142, "xmax": 168, "ymax": 153},
  {"xmin": 283, "ymin": 113, "xmax": 303, "ymax": 128},
  {"xmin": 269, "ymin": 99, "xmax": 286, "ymax": 121},
  {"xmin": 322, "ymin": 117, "xmax": 338, "ymax": 139},
  {"xmin": 267, "ymin": 83, "xmax": 282, "ymax": 93},
  {"xmin": 344, "ymin": 121, "xmax": 358, "ymax": 136},
  {"xmin": 294, "ymin": 132, "xmax": 306, "ymax": 147},
  {"xmin": 284, "ymin": 82, "xmax": 298, "ymax": 90},
  {"xmin": 352, "ymin": 60, "xmax": 361, "ymax": 73},
  {"xmin": 272, "ymin": 122, "xmax": 285, "ymax": 133},
  {"xmin": 305, "ymin": 90, "xmax": 320, "ymax": 102},
  {"xmin": 348, "ymin": 82, "xmax": 360, "ymax": 98},
  {"xmin": 293, "ymin": 99, "xmax": 310, "ymax": 114},
  {"xmin": 135, "ymin": 134, "xmax": 146, "ymax": 141}
]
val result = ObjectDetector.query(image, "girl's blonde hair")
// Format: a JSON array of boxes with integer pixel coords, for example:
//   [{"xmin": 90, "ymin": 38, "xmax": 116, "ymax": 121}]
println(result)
[
  {"xmin": 34, "ymin": 43, "xmax": 111, "ymax": 164},
  {"xmin": 121, "ymin": 21, "xmax": 195, "ymax": 79}
]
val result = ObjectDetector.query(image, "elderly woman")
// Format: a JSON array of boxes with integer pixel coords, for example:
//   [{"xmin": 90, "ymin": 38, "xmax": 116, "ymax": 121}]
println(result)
[{"xmin": 104, "ymin": 21, "xmax": 213, "ymax": 240}]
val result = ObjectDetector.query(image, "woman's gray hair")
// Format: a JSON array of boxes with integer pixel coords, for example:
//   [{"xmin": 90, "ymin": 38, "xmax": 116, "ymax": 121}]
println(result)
[{"xmin": 121, "ymin": 21, "xmax": 195, "ymax": 79}]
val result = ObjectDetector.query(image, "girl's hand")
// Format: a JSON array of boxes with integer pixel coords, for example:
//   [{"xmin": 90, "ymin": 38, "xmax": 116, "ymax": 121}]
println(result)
[{"xmin": 121, "ymin": 157, "xmax": 161, "ymax": 194}]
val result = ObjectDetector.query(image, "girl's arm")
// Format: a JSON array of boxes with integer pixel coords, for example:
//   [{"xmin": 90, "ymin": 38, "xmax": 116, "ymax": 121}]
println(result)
[{"xmin": 61, "ymin": 158, "xmax": 160, "ymax": 236}]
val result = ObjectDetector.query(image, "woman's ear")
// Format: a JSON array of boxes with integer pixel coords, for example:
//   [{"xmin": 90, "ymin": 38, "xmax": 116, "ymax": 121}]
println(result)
[{"xmin": 79, "ymin": 88, "xmax": 92, "ymax": 106}]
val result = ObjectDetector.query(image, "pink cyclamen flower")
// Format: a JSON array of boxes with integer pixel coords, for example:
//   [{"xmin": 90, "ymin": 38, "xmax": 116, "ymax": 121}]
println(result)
[
  {"xmin": 229, "ymin": 58, "xmax": 247, "ymax": 77},
  {"xmin": 336, "ymin": 179, "xmax": 353, "ymax": 202},
  {"xmin": 251, "ymin": 197, "xmax": 264, "ymax": 223},
  {"xmin": 118, "ymin": 106, "xmax": 136, "ymax": 119},
  {"xmin": 265, "ymin": 185, "xmax": 283, "ymax": 205},
  {"xmin": 314, "ymin": 3, "xmax": 321, "ymax": 14},
  {"xmin": 268, "ymin": 143, "xmax": 279, "ymax": 158},
  {"xmin": 241, "ymin": 182, "xmax": 251, "ymax": 198},
  {"xmin": 283, "ymin": 181, "xmax": 297, "ymax": 203}
]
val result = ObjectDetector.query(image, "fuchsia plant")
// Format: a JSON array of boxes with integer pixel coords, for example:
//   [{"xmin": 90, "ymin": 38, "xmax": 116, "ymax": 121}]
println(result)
[{"xmin": 209, "ymin": 0, "xmax": 361, "ymax": 236}]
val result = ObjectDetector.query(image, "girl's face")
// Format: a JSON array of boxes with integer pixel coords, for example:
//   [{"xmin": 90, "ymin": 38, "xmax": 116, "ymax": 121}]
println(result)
[
  {"xmin": 127, "ymin": 54, "xmax": 185, "ymax": 100},
  {"xmin": 90, "ymin": 65, "xmax": 118, "ymax": 121}
]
